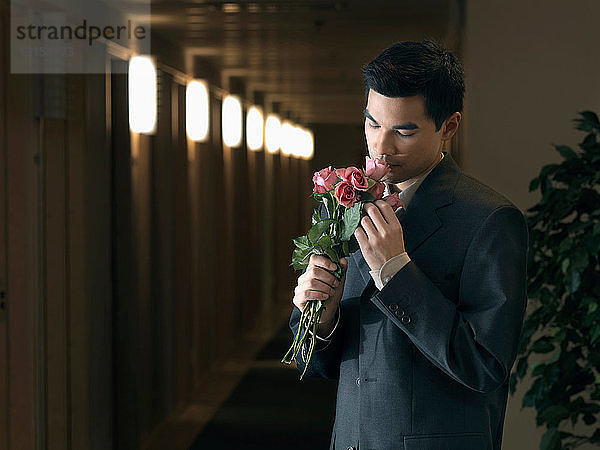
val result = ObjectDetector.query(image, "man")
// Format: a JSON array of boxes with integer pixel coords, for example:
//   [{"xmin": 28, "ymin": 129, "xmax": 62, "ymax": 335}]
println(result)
[{"xmin": 289, "ymin": 40, "xmax": 529, "ymax": 450}]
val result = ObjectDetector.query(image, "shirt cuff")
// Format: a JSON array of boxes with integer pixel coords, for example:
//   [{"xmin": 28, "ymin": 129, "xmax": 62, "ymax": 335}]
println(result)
[{"xmin": 369, "ymin": 252, "xmax": 411, "ymax": 291}]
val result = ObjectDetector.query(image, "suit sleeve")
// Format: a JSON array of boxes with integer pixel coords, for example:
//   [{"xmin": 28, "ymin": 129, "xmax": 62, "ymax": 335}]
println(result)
[{"xmin": 370, "ymin": 205, "xmax": 529, "ymax": 393}]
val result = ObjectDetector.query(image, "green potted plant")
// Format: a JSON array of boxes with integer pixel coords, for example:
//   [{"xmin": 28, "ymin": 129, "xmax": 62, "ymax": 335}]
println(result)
[{"xmin": 510, "ymin": 111, "xmax": 600, "ymax": 449}]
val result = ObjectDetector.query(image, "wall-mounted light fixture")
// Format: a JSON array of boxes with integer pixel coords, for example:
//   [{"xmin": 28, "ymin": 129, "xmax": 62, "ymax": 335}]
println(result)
[
  {"xmin": 128, "ymin": 55, "xmax": 157, "ymax": 134},
  {"xmin": 299, "ymin": 128, "xmax": 314, "ymax": 160},
  {"xmin": 265, "ymin": 114, "xmax": 281, "ymax": 154},
  {"xmin": 246, "ymin": 106, "xmax": 264, "ymax": 151},
  {"xmin": 280, "ymin": 120, "xmax": 295, "ymax": 156},
  {"xmin": 186, "ymin": 79, "xmax": 210, "ymax": 142},
  {"xmin": 222, "ymin": 95, "xmax": 243, "ymax": 148}
]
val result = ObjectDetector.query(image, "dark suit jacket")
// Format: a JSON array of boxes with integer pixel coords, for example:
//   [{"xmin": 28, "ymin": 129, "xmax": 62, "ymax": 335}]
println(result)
[{"xmin": 289, "ymin": 152, "xmax": 529, "ymax": 450}]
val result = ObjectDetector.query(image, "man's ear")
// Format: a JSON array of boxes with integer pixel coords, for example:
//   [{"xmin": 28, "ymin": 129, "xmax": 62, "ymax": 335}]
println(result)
[{"xmin": 441, "ymin": 112, "xmax": 461, "ymax": 141}]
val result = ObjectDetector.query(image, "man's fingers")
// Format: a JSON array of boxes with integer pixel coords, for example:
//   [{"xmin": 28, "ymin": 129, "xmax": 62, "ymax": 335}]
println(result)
[
  {"xmin": 309, "ymin": 253, "xmax": 337, "ymax": 271},
  {"xmin": 374, "ymin": 199, "xmax": 399, "ymax": 226},
  {"xmin": 364, "ymin": 202, "xmax": 389, "ymax": 230},
  {"xmin": 354, "ymin": 226, "xmax": 368, "ymax": 246},
  {"xmin": 360, "ymin": 215, "xmax": 377, "ymax": 240},
  {"xmin": 307, "ymin": 266, "xmax": 339, "ymax": 288},
  {"xmin": 306, "ymin": 277, "xmax": 336, "ymax": 295}
]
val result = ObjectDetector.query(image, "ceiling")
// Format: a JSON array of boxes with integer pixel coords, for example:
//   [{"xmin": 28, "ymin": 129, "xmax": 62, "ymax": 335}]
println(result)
[{"xmin": 150, "ymin": 0, "xmax": 452, "ymax": 125}]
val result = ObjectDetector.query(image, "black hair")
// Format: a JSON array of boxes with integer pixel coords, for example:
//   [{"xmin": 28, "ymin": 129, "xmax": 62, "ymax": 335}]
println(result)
[{"xmin": 361, "ymin": 39, "xmax": 465, "ymax": 131}]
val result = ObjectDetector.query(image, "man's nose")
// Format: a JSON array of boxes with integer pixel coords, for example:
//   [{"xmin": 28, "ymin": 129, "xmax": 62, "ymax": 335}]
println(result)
[{"xmin": 374, "ymin": 129, "xmax": 396, "ymax": 156}]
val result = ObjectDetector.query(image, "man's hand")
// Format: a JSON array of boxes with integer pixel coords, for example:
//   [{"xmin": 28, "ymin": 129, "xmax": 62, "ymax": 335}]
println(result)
[
  {"xmin": 293, "ymin": 255, "xmax": 348, "ymax": 332},
  {"xmin": 354, "ymin": 200, "xmax": 406, "ymax": 271}
]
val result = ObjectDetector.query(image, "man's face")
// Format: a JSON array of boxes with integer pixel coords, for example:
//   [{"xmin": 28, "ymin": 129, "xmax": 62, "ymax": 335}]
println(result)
[{"xmin": 364, "ymin": 89, "xmax": 451, "ymax": 185}]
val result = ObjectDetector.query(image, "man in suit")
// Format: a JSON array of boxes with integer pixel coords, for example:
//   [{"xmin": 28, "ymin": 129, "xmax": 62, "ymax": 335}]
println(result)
[{"xmin": 289, "ymin": 40, "xmax": 529, "ymax": 450}]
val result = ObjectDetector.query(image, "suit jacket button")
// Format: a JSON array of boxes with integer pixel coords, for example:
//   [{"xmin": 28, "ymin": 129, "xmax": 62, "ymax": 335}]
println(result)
[
  {"xmin": 347, "ymin": 447, "xmax": 356, "ymax": 450},
  {"xmin": 356, "ymin": 377, "xmax": 360, "ymax": 386},
  {"xmin": 389, "ymin": 303, "xmax": 399, "ymax": 313},
  {"xmin": 401, "ymin": 315, "xmax": 411, "ymax": 325}
]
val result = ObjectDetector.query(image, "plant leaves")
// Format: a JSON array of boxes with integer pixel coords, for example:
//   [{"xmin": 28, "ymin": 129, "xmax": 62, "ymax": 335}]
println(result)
[
  {"xmin": 540, "ymin": 428, "xmax": 560, "ymax": 450},
  {"xmin": 531, "ymin": 339, "xmax": 555, "ymax": 354},
  {"xmin": 307, "ymin": 219, "xmax": 335, "ymax": 245},
  {"xmin": 539, "ymin": 405, "xmax": 570, "ymax": 428},
  {"xmin": 293, "ymin": 235, "xmax": 311, "ymax": 250},
  {"xmin": 341, "ymin": 202, "xmax": 362, "ymax": 241},
  {"xmin": 554, "ymin": 145, "xmax": 577, "ymax": 160}
]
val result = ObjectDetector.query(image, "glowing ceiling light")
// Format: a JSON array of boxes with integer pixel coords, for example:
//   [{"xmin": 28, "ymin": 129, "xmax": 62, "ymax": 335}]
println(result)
[
  {"xmin": 246, "ymin": 106, "xmax": 264, "ymax": 151},
  {"xmin": 128, "ymin": 55, "xmax": 157, "ymax": 134},
  {"xmin": 222, "ymin": 95, "xmax": 243, "ymax": 148},
  {"xmin": 186, "ymin": 79, "xmax": 210, "ymax": 142},
  {"xmin": 265, "ymin": 114, "xmax": 281, "ymax": 153}
]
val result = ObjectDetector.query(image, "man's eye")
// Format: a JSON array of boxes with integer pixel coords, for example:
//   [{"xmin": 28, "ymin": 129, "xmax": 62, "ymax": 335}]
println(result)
[
  {"xmin": 396, "ymin": 131, "xmax": 414, "ymax": 138},
  {"xmin": 368, "ymin": 122, "xmax": 379, "ymax": 129}
]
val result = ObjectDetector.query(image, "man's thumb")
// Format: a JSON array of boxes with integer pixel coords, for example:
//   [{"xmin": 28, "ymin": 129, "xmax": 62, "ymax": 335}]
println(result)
[{"xmin": 340, "ymin": 257, "xmax": 348, "ymax": 270}]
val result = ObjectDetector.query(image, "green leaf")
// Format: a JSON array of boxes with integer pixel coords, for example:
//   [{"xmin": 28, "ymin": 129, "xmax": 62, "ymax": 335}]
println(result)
[
  {"xmin": 311, "ymin": 208, "xmax": 321, "ymax": 225},
  {"xmin": 561, "ymin": 258, "xmax": 570, "ymax": 274},
  {"xmin": 348, "ymin": 235, "xmax": 360, "ymax": 253},
  {"xmin": 341, "ymin": 202, "xmax": 362, "ymax": 241},
  {"xmin": 554, "ymin": 145, "xmax": 577, "ymax": 160},
  {"xmin": 316, "ymin": 234, "xmax": 332, "ymax": 247},
  {"xmin": 579, "ymin": 110, "xmax": 600, "ymax": 127},
  {"xmin": 539, "ymin": 405, "xmax": 570, "ymax": 428},
  {"xmin": 360, "ymin": 191, "xmax": 376, "ymax": 202},
  {"xmin": 566, "ymin": 269, "xmax": 581, "ymax": 294},
  {"xmin": 532, "ymin": 339, "xmax": 555, "ymax": 354},
  {"xmin": 591, "ymin": 324, "xmax": 600, "ymax": 344},
  {"xmin": 540, "ymin": 428, "xmax": 560, "ymax": 450},
  {"xmin": 293, "ymin": 235, "xmax": 311, "ymax": 250},
  {"xmin": 307, "ymin": 219, "xmax": 335, "ymax": 244},
  {"xmin": 529, "ymin": 177, "xmax": 540, "ymax": 192},
  {"xmin": 323, "ymin": 247, "xmax": 339, "ymax": 265}
]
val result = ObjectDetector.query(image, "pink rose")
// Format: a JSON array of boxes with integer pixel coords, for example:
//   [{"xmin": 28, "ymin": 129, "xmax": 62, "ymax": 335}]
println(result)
[
  {"xmin": 335, "ymin": 167, "xmax": 368, "ymax": 191},
  {"xmin": 368, "ymin": 181, "xmax": 385, "ymax": 199},
  {"xmin": 365, "ymin": 156, "xmax": 391, "ymax": 181},
  {"xmin": 334, "ymin": 181, "xmax": 359, "ymax": 208},
  {"xmin": 383, "ymin": 192, "xmax": 404, "ymax": 210},
  {"xmin": 312, "ymin": 166, "xmax": 337, "ymax": 193}
]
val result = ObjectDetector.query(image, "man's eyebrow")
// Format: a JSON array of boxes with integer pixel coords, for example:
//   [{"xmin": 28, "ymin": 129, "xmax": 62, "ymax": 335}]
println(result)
[{"xmin": 363, "ymin": 108, "xmax": 419, "ymax": 130}]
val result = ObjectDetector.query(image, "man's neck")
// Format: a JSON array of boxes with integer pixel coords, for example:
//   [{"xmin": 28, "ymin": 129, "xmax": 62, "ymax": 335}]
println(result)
[{"xmin": 392, "ymin": 151, "xmax": 444, "ymax": 192}]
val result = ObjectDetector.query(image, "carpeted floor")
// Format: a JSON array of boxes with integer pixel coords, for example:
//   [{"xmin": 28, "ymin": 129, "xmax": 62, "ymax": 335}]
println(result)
[{"xmin": 188, "ymin": 323, "xmax": 338, "ymax": 450}]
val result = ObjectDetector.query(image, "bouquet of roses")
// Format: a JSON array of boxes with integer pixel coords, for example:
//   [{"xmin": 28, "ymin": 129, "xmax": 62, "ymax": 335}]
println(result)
[{"xmin": 282, "ymin": 156, "xmax": 404, "ymax": 379}]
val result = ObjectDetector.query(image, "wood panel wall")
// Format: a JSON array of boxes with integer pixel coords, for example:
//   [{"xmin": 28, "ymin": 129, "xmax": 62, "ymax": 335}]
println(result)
[{"xmin": 1, "ymin": 25, "xmax": 311, "ymax": 449}]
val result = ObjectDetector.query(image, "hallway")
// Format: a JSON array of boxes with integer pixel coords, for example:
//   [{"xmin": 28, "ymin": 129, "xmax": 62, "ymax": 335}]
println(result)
[
  {"xmin": 188, "ymin": 322, "xmax": 337, "ymax": 450},
  {"xmin": 4, "ymin": 0, "xmax": 600, "ymax": 449}
]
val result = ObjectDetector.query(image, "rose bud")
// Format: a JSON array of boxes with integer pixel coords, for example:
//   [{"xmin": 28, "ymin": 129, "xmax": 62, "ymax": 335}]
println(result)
[
  {"xmin": 368, "ymin": 181, "xmax": 385, "ymax": 199},
  {"xmin": 365, "ymin": 156, "xmax": 391, "ymax": 181},
  {"xmin": 383, "ymin": 192, "xmax": 404, "ymax": 210}
]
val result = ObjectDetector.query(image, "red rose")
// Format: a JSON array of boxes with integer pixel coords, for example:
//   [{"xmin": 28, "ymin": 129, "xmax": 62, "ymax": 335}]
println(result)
[
  {"xmin": 335, "ymin": 167, "xmax": 368, "ymax": 191},
  {"xmin": 383, "ymin": 192, "xmax": 404, "ymax": 210},
  {"xmin": 334, "ymin": 181, "xmax": 358, "ymax": 208},
  {"xmin": 312, "ymin": 166, "xmax": 337, "ymax": 193},
  {"xmin": 368, "ymin": 181, "xmax": 385, "ymax": 199}
]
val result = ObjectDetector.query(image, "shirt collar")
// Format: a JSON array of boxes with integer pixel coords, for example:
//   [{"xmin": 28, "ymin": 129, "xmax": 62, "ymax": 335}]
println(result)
[{"xmin": 384, "ymin": 152, "xmax": 446, "ymax": 211}]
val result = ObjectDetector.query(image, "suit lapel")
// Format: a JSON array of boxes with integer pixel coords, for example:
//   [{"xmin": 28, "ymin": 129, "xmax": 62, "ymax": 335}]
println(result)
[{"xmin": 351, "ymin": 152, "xmax": 461, "ymax": 293}]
